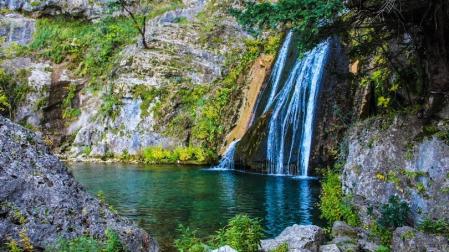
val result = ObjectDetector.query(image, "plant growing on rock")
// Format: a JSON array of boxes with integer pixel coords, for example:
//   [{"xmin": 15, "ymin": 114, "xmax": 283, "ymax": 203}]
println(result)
[
  {"xmin": 319, "ymin": 171, "xmax": 359, "ymax": 226},
  {"xmin": 378, "ymin": 196, "xmax": 410, "ymax": 230},
  {"xmin": 107, "ymin": 0, "xmax": 151, "ymax": 49}
]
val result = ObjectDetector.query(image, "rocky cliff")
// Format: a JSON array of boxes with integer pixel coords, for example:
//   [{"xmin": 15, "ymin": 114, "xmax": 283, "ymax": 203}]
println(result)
[
  {"xmin": 0, "ymin": 0, "xmax": 269, "ymax": 161},
  {"xmin": 0, "ymin": 116, "xmax": 158, "ymax": 251},
  {"xmin": 342, "ymin": 114, "xmax": 449, "ymax": 225}
]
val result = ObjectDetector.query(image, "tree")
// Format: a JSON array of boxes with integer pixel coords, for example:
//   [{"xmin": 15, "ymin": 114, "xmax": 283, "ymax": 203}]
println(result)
[
  {"xmin": 108, "ymin": 0, "xmax": 150, "ymax": 49},
  {"xmin": 233, "ymin": 0, "xmax": 449, "ymax": 117}
]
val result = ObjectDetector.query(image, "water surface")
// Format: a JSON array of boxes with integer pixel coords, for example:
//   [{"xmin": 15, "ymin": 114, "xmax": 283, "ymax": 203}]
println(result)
[{"xmin": 69, "ymin": 163, "xmax": 322, "ymax": 250}]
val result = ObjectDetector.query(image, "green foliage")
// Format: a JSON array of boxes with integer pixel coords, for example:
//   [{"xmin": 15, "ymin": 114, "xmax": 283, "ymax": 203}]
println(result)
[
  {"xmin": 138, "ymin": 146, "xmax": 214, "ymax": 164},
  {"xmin": 377, "ymin": 196, "xmax": 410, "ymax": 230},
  {"xmin": 62, "ymin": 84, "xmax": 81, "ymax": 121},
  {"xmin": 46, "ymin": 229, "xmax": 123, "ymax": 252},
  {"xmin": 174, "ymin": 225, "xmax": 208, "ymax": 252},
  {"xmin": 231, "ymin": 0, "xmax": 343, "ymax": 53},
  {"xmin": 29, "ymin": 17, "xmax": 138, "ymax": 79},
  {"xmin": 0, "ymin": 88, "xmax": 10, "ymax": 112},
  {"xmin": 319, "ymin": 171, "xmax": 359, "ymax": 226},
  {"xmin": 213, "ymin": 214, "xmax": 264, "ymax": 252},
  {"xmin": 174, "ymin": 214, "xmax": 264, "ymax": 252},
  {"xmin": 368, "ymin": 222, "xmax": 393, "ymax": 246},
  {"xmin": 82, "ymin": 146, "xmax": 92, "ymax": 156},
  {"xmin": 99, "ymin": 93, "xmax": 122, "ymax": 120},
  {"xmin": 191, "ymin": 36, "xmax": 280, "ymax": 150},
  {"xmin": 418, "ymin": 218, "xmax": 449, "ymax": 238},
  {"xmin": 0, "ymin": 68, "xmax": 30, "ymax": 117},
  {"xmin": 6, "ymin": 239, "xmax": 22, "ymax": 252},
  {"xmin": 270, "ymin": 242, "xmax": 288, "ymax": 252},
  {"xmin": 375, "ymin": 245, "xmax": 391, "ymax": 252}
]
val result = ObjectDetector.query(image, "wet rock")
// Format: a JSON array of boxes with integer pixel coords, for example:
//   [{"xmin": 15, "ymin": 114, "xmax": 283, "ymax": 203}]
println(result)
[
  {"xmin": 260, "ymin": 225, "xmax": 325, "ymax": 252},
  {"xmin": 0, "ymin": 116, "xmax": 158, "ymax": 251},
  {"xmin": 320, "ymin": 244, "xmax": 340, "ymax": 252},
  {"xmin": 392, "ymin": 226, "xmax": 449, "ymax": 252},
  {"xmin": 0, "ymin": 13, "xmax": 35, "ymax": 45}
]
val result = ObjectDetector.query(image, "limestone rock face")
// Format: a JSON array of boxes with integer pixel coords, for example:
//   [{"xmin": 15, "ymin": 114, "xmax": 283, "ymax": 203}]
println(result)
[
  {"xmin": 392, "ymin": 226, "xmax": 449, "ymax": 252},
  {"xmin": 0, "ymin": 116, "xmax": 158, "ymax": 251},
  {"xmin": 0, "ymin": 0, "xmax": 107, "ymax": 18},
  {"xmin": 0, "ymin": 13, "xmax": 35, "ymax": 45},
  {"xmin": 342, "ymin": 115, "xmax": 449, "ymax": 224},
  {"xmin": 260, "ymin": 225, "xmax": 325, "ymax": 252},
  {"xmin": 66, "ymin": 0, "xmax": 250, "ymax": 158},
  {"xmin": 1, "ymin": 57, "xmax": 52, "ymax": 131}
]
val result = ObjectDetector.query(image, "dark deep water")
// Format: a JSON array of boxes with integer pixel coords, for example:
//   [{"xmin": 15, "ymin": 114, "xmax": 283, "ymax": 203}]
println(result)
[{"xmin": 69, "ymin": 163, "xmax": 322, "ymax": 250}]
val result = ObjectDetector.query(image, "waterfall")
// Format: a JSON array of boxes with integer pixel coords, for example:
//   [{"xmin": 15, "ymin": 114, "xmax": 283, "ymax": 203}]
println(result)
[
  {"xmin": 262, "ymin": 31, "xmax": 293, "ymax": 114},
  {"xmin": 266, "ymin": 40, "xmax": 330, "ymax": 176},
  {"xmin": 216, "ymin": 33, "xmax": 330, "ymax": 176},
  {"xmin": 214, "ymin": 140, "xmax": 240, "ymax": 170}
]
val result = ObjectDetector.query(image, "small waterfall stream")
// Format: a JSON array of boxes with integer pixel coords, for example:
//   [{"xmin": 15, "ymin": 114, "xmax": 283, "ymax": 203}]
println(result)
[
  {"xmin": 214, "ymin": 140, "xmax": 240, "ymax": 170},
  {"xmin": 216, "ymin": 34, "xmax": 331, "ymax": 177}
]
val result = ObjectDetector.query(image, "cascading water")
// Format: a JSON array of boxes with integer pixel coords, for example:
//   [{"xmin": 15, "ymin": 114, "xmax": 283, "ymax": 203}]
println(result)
[
  {"xmin": 266, "ymin": 40, "xmax": 330, "ymax": 176},
  {"xmin": 216, "ymin": 33, "xmax": 331, "ymax": 176},
  {"xmin": 214, "ymin": 140, "xmax": 240, "ymax": 170}
]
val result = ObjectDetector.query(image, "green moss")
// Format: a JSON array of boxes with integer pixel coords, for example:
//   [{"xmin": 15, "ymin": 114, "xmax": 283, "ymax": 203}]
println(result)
[{"xmin": 418, "ymin": 218, "xmax": 449, "ymax": 238}]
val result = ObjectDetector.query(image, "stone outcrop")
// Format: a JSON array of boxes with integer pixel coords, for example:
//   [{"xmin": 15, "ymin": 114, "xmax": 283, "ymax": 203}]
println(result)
[
  {"xmin": 260, "ymin": 225, "xmax": 325, "ymax": 252},
  {"xmin": 392, "ymin": 226, "xmax": 449, "ymax": 252},
  {"xmin": 0, "ymin": 116, "xmax": 158, "ymax": 251},
  {"xmin": 1, "ymin": 57, "xmax": 52, "ymax": 131},
  {"xmin": 0, "ymin": 13, "xmax": 35, "ymax": 45},
  {"xmin": 0, "ymin": 0, "xmax": 107, "ymax": 19},
  {"xmin": 67, "ymin": 0, "xmax": 250, "ymax": 158},
  {"xmin": 342, "ymin": 115, "xmax": 449, "ymax": 224}
]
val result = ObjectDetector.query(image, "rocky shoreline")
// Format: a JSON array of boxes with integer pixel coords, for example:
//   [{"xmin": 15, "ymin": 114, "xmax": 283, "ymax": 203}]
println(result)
[{"xmin": 0, "ymin": 116, "xmax": 158, "ymax": 251}]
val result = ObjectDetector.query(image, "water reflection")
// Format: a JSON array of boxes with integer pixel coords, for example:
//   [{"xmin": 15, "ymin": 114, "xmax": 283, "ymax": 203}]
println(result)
[{"xmin": 69, "ymin": 163, "xmax": 322, "ymax": 251}]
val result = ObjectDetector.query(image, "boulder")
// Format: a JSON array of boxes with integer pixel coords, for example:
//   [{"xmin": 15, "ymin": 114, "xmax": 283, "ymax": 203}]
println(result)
[
  {"xmin": 329, "ymin": 236, "xmax": 359, "ymax": 252},
  {"xmin": 0, "ymin": 116, "xmax": 158, "ymax": 251},
  {"xmin": 342, "ymin": 115, "xmax": 449, "ymax": 225},
  {"xmin": 260, "ymin": 225, "xmax": 325, "ymax": 252},
  {"xmin": 392, "ymin": 226, "xmax": 449, "ymax": 252},
  {"xmin": 331, "ymin": 221, "xmax": 358, "ymax": 239}
]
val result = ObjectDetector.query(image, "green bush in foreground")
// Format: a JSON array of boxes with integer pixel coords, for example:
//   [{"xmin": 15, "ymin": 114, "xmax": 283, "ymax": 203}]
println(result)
[
  {"xmin": 174, "ymin": 214, "xmax": 264, "ymax": 252},
  {"xmin": 319, "ymin": 171, "xmax": 359, "ymax": 226},
  {"xmin": 46, "ymin": 229, "xmax": 123, "ymax": 252}
]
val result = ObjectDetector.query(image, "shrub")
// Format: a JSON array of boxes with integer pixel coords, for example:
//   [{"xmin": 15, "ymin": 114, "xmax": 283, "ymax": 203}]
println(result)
[
  {"xmin": 174, "ymin": 214, "xmax": 264, "ymax": 252},
  {"xmin": 319, "ymin": 171, "xmax": 359, "ymax": 226},
  {"xmin": 47, "ymin": 229, "xmax": 123, "ymax": 252},
  {"xmin": 215, "ymin": 214, "xmax": 264, "ymax": 252},
  {"xmin": 418, "ymin": 218, "xmax": 449, "ymax": 237},
  {"xmin": 377, "ymin": 196, "xmax": 410, "ymax": 230}
]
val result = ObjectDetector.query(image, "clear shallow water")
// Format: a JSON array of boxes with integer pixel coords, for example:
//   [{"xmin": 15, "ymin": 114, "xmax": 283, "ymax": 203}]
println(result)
[{"xmin": 69, "ymin": 163, "xmax": 322, "ymax": 250}]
